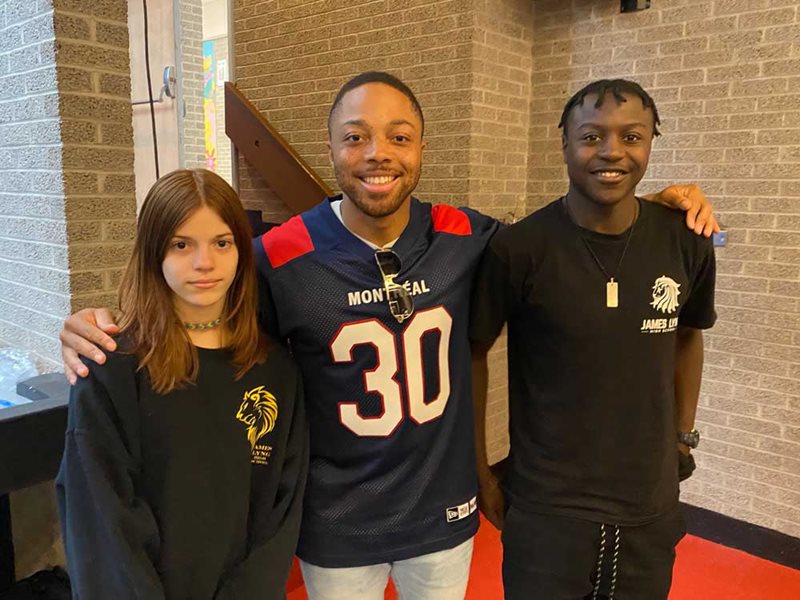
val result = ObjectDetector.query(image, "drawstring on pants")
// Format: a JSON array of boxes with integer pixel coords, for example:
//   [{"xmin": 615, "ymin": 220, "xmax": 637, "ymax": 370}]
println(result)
[{"xmin": 592, "ymin": 523, "xmax": 620, "ymax": 599}]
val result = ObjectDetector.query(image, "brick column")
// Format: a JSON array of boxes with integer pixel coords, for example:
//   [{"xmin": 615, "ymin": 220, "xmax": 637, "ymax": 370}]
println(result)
[{"xmin": 55, "ymin": 0, "xmax": 137, "ymax": 317}]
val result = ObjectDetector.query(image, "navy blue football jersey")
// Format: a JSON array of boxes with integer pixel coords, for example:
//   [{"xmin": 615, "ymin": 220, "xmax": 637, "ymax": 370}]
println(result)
[{"xmin": 253, "ymin": 196, "xmax": 499, "ymax": 567}]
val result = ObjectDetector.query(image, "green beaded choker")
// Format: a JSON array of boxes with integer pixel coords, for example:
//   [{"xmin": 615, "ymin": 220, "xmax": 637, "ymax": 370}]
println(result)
[{"xmin": 183, "ymin": 318, "xmax": 221, "ymax": 331}]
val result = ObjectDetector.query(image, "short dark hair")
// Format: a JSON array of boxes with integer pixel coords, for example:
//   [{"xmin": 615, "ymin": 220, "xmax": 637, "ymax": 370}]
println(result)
[
  {"xmin": 327, "ymin": 71, "xmax": 425, "ymax": 135},
  {"xmin": 558, "ymin": 79, "xmax": 661, "ymax": 137}
]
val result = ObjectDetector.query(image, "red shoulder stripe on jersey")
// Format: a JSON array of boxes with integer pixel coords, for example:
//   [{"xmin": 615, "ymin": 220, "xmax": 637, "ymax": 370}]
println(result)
[
  {"xmin": 431, "ymin": 204, "xmax": 472, "ymax": 236},
  {"xmin": 260, "ymin": 215, "xmax": 314, "ymax": 268}
]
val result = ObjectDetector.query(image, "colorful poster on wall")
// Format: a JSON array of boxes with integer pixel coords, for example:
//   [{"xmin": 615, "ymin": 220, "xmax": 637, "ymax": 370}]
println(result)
[{"xmin": 203, "ymin": 40, "xmax": 217, "ymax": 171}]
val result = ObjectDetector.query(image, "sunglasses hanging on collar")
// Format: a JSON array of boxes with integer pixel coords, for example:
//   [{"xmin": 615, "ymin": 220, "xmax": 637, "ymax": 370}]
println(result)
[{"xmin": 374, "ymin": 249, "xmax": 414, "ymax": 323}]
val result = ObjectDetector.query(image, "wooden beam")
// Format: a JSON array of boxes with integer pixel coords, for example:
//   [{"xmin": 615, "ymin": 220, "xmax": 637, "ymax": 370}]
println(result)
[{"xmin": 225, "ymin": 82, "xmax": 332, "ymax": 215}]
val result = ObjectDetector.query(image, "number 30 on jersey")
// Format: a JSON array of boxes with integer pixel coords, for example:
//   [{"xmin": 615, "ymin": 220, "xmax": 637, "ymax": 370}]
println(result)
[{"xmin": 330, "ymin": 306, "xmax": 452, "ymax": 437}]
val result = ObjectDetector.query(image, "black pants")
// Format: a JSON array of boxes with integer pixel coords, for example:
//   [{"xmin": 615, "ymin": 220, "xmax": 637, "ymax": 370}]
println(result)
[{"xmin": 502, "ymin": 505, "xmax": 686, "ymax": 600}]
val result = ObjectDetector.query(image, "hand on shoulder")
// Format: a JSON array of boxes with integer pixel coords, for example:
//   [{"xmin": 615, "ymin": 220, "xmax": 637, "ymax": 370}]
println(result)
[{"xmin": 60, "ymin": 308, "xmax": 120, "ymax": 384}]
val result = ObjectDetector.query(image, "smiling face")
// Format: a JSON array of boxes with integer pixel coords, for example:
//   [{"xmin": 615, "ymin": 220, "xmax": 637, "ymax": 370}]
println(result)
[
  {"xmin": 327, "ymin": 82, "xmax": 425, "ymax": 219},
  {"xmin": 161, "ymin": 205, "xmax": 238, "ymax": 323},
  {"xmin": 562, "ymin": 91, "xmax": 654, "ymax": 209}
]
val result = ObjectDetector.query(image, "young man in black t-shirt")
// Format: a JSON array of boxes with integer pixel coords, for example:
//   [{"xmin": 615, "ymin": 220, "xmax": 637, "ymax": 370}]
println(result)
[{"xmin": 470, "ymin": 79, "xmax": 716, "ymax": 599}]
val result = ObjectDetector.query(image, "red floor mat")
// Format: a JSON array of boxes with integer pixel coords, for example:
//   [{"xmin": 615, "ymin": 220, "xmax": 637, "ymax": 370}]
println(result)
[
  {"xmin": 287, "ymin": 518, "xmax": 800, "ymax": 599},
  {"xmin": 670, "ymin": 534, "xmax": 800, "ymax": 600}
]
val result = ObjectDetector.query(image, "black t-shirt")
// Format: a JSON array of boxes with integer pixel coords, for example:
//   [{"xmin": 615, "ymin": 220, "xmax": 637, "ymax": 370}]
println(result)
[
  {"xmin": 470, "ymin": 198, "xmax": 716, "ymax": 525},
  {"xmin": 57, "ymin": 343, "xmax": 308, "ymax": 599}
]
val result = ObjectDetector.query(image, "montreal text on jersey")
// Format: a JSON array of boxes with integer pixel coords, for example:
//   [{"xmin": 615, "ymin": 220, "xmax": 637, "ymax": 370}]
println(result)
[{"xmin": 347, "ymin": 279, "xmax": 431, "ymax": 307}]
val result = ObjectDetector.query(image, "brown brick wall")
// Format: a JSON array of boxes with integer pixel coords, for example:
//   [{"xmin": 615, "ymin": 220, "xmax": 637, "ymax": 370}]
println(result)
[
  {"xmin": 471, "ymin": 0, "xmax": 535, "ymax": 463},
  {"xmin": 471, "ymin": 0, "xmax": 534, "ymax": 220},
  {"xmin": 233, "ymin": 0, "xmax": 478, "ymax": 215},
  {"xmin": 528, "ymin": 0, "xmax": 800, "ymax": 537},
  {"xmin": 232, "ymin": 0, "xmax": 538, "ymax": 463}
]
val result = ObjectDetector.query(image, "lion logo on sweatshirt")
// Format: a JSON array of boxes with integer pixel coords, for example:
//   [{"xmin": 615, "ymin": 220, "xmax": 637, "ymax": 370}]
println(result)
[{"xmin": 236, "ymin": 386, "xmax": 278, "ymax": 464}]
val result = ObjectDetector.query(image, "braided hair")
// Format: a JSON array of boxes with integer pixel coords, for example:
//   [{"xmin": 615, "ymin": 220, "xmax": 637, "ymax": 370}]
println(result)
[{"xmin": 558, "ymin": 79, "xmax": 661, "ymax": 137}]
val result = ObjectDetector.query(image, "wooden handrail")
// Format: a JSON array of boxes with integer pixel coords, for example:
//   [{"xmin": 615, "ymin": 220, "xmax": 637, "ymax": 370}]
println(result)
[{"xmin": 225, "ymin": 82, "xmax": 332, "ymax": 214}]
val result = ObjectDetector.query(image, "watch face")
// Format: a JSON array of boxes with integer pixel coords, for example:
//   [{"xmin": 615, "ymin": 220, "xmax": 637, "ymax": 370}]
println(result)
[{"xmin": 679, "ymin": 430, "xmax": 700, "ymax": 448}]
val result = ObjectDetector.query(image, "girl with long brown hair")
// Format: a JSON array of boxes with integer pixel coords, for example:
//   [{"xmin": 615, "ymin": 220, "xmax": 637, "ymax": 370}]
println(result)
[{"xmin": 56, "ymin": 169, "xmax": 307, "ymax": 599}]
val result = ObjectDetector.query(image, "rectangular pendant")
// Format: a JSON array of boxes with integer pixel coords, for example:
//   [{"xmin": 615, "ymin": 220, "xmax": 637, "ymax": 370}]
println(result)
[{"xmin": 606, "ymin": 279, "xmax": 619, "ymax": 308}]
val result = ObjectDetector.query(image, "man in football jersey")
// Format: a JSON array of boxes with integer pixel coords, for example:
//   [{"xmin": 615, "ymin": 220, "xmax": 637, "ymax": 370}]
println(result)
[
  {"xmin": 60, "ymin": 72, "xmax": 718, "ymax": 599},
  {"xmin": 470, "ymin": 79, "xmax": 716, "ymax": 599}
]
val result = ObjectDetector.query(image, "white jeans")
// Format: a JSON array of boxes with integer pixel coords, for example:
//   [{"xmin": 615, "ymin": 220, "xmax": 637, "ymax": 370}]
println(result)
[{"xmin": 300, "ymin": 537, "xmax": 475, "ymax": 600}]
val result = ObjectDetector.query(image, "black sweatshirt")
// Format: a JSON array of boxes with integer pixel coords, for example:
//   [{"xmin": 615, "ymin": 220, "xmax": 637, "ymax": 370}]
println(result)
[{"xmin": 56, "ymin": 343, "xmax": 308, "ymax": 599}]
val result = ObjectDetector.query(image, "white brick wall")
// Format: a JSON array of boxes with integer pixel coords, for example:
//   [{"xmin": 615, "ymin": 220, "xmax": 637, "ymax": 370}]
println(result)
[
  {"xmin": 0, "ymin": 0, "xmax": 136, "ymax": 365},
  {"xmin": 0, "ymin": 0, "xmax": 68, "ymax": 363}
]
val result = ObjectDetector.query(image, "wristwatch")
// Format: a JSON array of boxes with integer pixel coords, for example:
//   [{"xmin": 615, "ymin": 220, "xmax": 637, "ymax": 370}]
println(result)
[{"xmin": 677, "ymin": 429, "xmax": 700, "ymax": 449}]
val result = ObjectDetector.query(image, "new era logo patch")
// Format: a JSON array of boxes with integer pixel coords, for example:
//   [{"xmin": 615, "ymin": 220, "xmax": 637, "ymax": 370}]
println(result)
[{"xmin": 446, "ymin": 496, "xmax": 478, "ymax": 523}]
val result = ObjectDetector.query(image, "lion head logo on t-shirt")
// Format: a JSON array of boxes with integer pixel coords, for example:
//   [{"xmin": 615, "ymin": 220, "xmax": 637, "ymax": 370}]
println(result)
[{"xmin": 650, "ymin": 276, "xmax": 681, "ymax": 314}]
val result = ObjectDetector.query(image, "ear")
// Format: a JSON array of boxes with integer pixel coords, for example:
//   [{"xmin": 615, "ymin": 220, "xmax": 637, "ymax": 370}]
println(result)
[
  {"xmin": 326, "ymin": 140, "xmax": 333, "ymax": 165},
  {"xmin": 561, "ymin": 134, "xmax": 568, "ymax": 162},
  {"xmin": 420, "ymin": 138, "xmax": 427, "ymax": 153}
]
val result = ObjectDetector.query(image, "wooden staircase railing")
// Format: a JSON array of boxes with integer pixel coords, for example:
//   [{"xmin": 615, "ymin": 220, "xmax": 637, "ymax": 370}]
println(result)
[{"xmin": 225, "ymin": 82, "xmax": 332, "ymax": 215}]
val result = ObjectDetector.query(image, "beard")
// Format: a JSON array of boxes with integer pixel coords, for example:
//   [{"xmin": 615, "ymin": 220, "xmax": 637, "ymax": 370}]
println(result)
[{"xmin": 334, "ymin": 164, "xmax": 421, "ymax": 219}]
